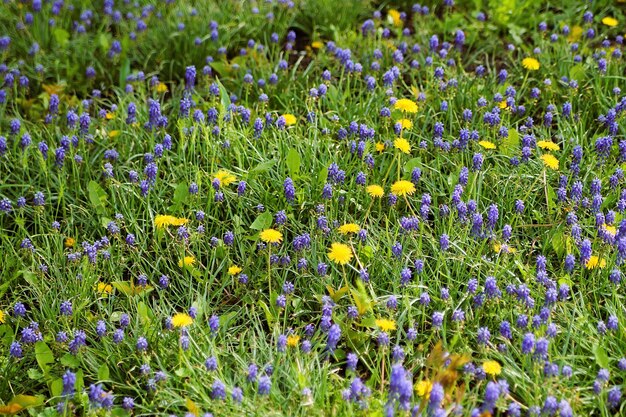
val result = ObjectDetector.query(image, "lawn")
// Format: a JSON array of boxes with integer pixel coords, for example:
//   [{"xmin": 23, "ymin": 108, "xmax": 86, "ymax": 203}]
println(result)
[{"xmin": 1, "ymin": 0, "xmax": 626, "ymax": 416}]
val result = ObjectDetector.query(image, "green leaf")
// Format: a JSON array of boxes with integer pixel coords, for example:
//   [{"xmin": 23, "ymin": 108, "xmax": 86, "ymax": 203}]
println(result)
[
  {"xmin": 50, "ymin": 378, "xmax": 63, "ymax": 398},
  {"xmin": 88, "ymin": 181, "xmax": 108, "ymax": 217},
  {"xmin": 27, "ymin": 368, "xmax": 43, "ymax": 380},
  {"xmin": 404, "ymin": 158, "xmax": 421, "ymax": 176},
  {"xmin": 249, "ymin": 159, "xmax": 277, "ymax": 176},
  {"xmin": 53, "ymin": 28, "xmax": 70, "ymax": 46},
  {"xmin": 250, "ymin": 211, "xmax": 273, "ymax": 230},
  {"xmin": 60, "ymin": 353, "xmax": 80, "ymax": 368},
  {"xmin": 258, "ymin": 300, "xmax": 275, "ymax": 327},
  {"xmin": 169, "ymin": 182, "xmax": 189, "ymax": 211},
  {"xmin": 569, "ymin": 64, "xmax": 585, "ymax": 82},
  {"xmin": 593, "ymin": 343, "xmax": 609, "ymax": 368},
  {"xmin": 118, "ymin": 59, "xmax": 131, "ymax": 89},
  {"xmin": 35, "ymin": 341, "xmax": 54, "ymax": 374},
  {"xmin": 98, "ymin": 33, "xmax": 110, "ymax": 53},
  {"xmin": 98, "ymin": 363, "xmax": 110, "ymax": 381},
  {"xmin": 286, "ymin": 148, "xmax": 301, "ymax": 177},
  {"xmin": 137, "ymin": 302, "xmax": 152, "ymax": 325},
  {"xmin": 500, "ymin": 128, "xmax": 519, "ymax": 157}
]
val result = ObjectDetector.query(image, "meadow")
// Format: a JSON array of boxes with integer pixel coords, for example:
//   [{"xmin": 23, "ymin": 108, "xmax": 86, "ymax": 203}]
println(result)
[{"xmin": 1, "ymin": 0, "xmax": 626, "ymax": 416}]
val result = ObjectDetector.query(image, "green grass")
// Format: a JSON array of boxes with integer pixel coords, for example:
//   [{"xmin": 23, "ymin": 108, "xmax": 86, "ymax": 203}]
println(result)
[{"xmin": 1, "ymin": 0, "xmax": 626, "ymax": 416}]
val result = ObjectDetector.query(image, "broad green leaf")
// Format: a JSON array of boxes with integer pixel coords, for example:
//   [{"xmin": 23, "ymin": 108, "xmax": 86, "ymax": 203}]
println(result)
[
  {"xmin": 286, "ymin": 148, "xmax": 301, "ymax": 177},
  {"xmin": 34, "ymin": 341, "xmax": 54, "ymax": 374},
  {"xmin": 593, "ymin": 343, "xmax": 609, "ymax": 368},
  {"xmin": 53, "ymin": 29, "xmax": 70, "ymax": 46},
  {"xmin": 98, "ymin": 363, "xmax": 110, "ymax": 381},
  {"xmin": 88, "ymin": 181, "xmax": 108, "ymax": 217},
  {"xmin": 500, "ymin": 128, "xmax": 519, "ymax": 157},
  {"xmin": 170, "ymin": 182, "xmax": 189, "ymax": 211},
  {"xmin": 250, "ymin": 211, "xmax": 273, "ymax": 230},
  {"xmin": 60, "ymin": 353, "xmax": 80, "ymax": 368},
  {"xmin": 249, "ymin": 159, "xmax": 277, "ymax": 176},
  {"xmin": 50, "ymin": 379, "xmax": 63, "ymax": 398}
]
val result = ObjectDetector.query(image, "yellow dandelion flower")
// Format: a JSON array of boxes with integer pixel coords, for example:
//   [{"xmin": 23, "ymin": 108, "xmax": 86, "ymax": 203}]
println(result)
[
  {"xmin": 391, "ymin": 180, "xmax": 416, "ymax": 197},
  {"xmin": 178, "ymin": 256, "xmax": 196, "ymax": 268},
  {"xmin": 64, "ymin": 237, "xmax": 75, "ymax": 248},
  {"xmin": 602, "ymin": 17, "xmax": 618, "ymax": 27},
  {"xmin": 105, "ymin": 112, "xmax": 115, "ymax": 120},
  {"xmin": 398, "ymin": 118, "xmax": 413, "ymax": 129},
  {"xmin": 228, "ymin": 265, "xmax": 242, "ymax": 275},
  {"xmin": 540, "ymin": 154, "xmax": 559, "ymax": 170},
  {"xmin": 287, "ymin": 334, "xmax": 300, "ymax": 347},
  {"xmin": 282, "ymin": 114, "xmax": 297, "ymax": 126},
  {"xmin": 394, "ymin": 138, "xmax": 411, "ymax": 154},
  {"xmin": 338, "ymin": 223, "xmax": 360, "ymax": 234},
  {"xmin": 415, "ymin": 380, "xmax": 433, "ymax": 398},
  {"xmin": 0, "ymin": 310, "xmax": 5, "ymax": 324},
  {"xmin": 213, "ymin": 170, "xmax": 236, "ymax": 186},
  {"xmin": 260, "ymin": 228, "xmax": 283, "ymax": 244},
  {"xmin": 154, "ymin": 215, "xmax": 189, "ymax": 229},
  {"xmin": 375, "ymin": 142, "xmax": 386, "ymax": 152},
  {"xmin": 96, "ymin": 282, "xmax": 113, "ymax": 295},
  {"xmin": 328, "ymin": 242, "xmax": 353, "ymax": 265},
  {"xmin": 585, "ymin": 256, "xmax": 606, "ymax": 270},
  {"xmin": 493, "ymin": 243, "xmax": 516, "ymax": 254},
  {"xmin": 394, "ymin": 98, "xmax": 418, "ymax": 113},
  {"xmin": 156, "ymin": 82, "xmax": 168, "ymax": 93},
  {"xmin": 603, "ymin": 224, "xmax": 617, "ymax": 236},
  {"xmin": 567, "ymin": 25, "xmax": 583, "ymax": 42},
  {"xmin": 483, "ymin": 360, "xmax": 502, "ymax": 376},
  {"xmin": 366, "ymin": 185, "xmax": 385, "ymax": 198},
  {"xmin": 108, "ymin": 130, "xmax": 120, "ymax": 138},
  {"xmin": 499, "ymin": 100, "xmax": 508, "ymax": 109},
  {"xmin": 388, "ymin": 9, "xmax": 402, "ymax": 27},
  {"xmin": 171, "ymin": 312, "xmax": 193, "ymax": 328},
  {"xmin": 479, "ymin": 140, "xmax": 496, "ymax": 150},
  {"xmin": 375, "ymin": 318, "xmax": 397, "ymax": 332},
  {"xmin": 311, "ymin": 41, "xmax": 324, "ymax": 49},
  {"xmin": 522, "ymin": 57, "xmax": 540, "ymax": 71},
  {"xmin": 537, "ymin": 141, "xmax": 560, "ymax": 151}
]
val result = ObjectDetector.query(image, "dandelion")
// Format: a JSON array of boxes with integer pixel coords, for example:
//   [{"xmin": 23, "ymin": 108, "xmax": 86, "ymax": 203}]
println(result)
[
  {"xmin": 375, "ymin": 318, "xmax": 396, "ymax": 332},
  {"xmin": 388, "ymin": 9, "xmax": 402, "ymax": 27},
  {"xmin": 391, "ymin": 180, "xmax": 416, "ymax": 196},
  {"xmin": 328, "ymin": 243, "xmax": 353, "ymax": 265},
  {"xmin": 213, "ymin": 170, "xmax": 236, "ymax": 186},
  {"xmin": 282, "ymin": 114, "xmax": 297, "ymax": 126},
  {"xmin": 228, "ymin": 265, "xmax": 242, "ymax": 275},
  {"xmin": 602, "ymin": 17, "xmax": 618, "ymax": 27},
  {"xmin": 522, "ymin": 57, "xmax": 540, "ymax": 70},
  {"xmin": 178, "ymin": 256, "xmax": 195, "ymax": 268},
  {"xmin": 537, "ymin": 141, "xmax": 560, "ymax": 151},
  {"xmin": 394, "ymin": 138, "xmax": 411, "ymax": 154},
  {"xmin": 260, "ymin": 228, "xmax": 283, "ymax": 244},
  {"xmin": 338, "ymin": 223, "xmax": 360, "ymax": 234},
  {"xmin": 375, "ymin": 142, "xmax": 385, "ymax": 152},
  {"xmin": 154, "ymin": 215, "xmax": 188, "ymax": 229},
  {"xmin": 0, "ymin": 310, "xmax": 5, "ymax": 324},
  {"xmin": 415, "ymin": 380, "xmax": 433, "ymax": 398},
  {"xmin": 96, "ymin": 282, "xmax": 113, "ymax": 295},
  {"xmin": 366, "ymin": 185, "xmax": 385, "ymax": 198},
  {"xmin": 287, "ymin": 335, "xmax": 300, "ymax": 347},
  {"xmin": 479, "ymin": 140, "xmax": 496, "ymax": 150},
  {"xmin": 398, "ymin": 119, "xmax": 413, "ymax": 129},
  {"xmin": 394, "ymin": 98, "xmax": 418, "ymax": 113},
  {"xmin": 585, "ymin": 256, "xmax": 606, "ymax": 270},
  {"xmin": 483, "ymin": 360, "xmax": 502, "ymax": 376},
  {"xmin": 171, "ymin": 313, "xmax": 193, "ymax": 328},
  {"xmin": 540, "ymin": 154, "xmax": 559, "ymax": 170}
]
